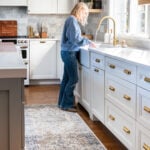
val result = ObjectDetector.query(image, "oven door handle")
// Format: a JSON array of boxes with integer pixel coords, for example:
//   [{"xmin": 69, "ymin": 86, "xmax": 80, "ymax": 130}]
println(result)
[{"xmin": 20, "ymin": 46, "xmax": 28, "ymax": 49}]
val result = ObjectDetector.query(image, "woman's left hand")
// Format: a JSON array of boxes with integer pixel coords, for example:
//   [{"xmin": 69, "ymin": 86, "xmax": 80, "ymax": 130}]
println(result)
[{"xmin": 89, "ymin": 41, "xmax": 96, "ymax": 48}]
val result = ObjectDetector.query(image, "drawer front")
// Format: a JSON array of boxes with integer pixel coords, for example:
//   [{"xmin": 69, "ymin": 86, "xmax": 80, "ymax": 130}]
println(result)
[
  {"xmin": 137, "ymin": 87, "xmax": 150, "ymax": 130},
  {"xmin": 105, "ymin": 73, "xmax": 136, "ymax": 118},
  {"xmin": 91, "ymin": 52, "xmax": 105, "ymax": 70},
  {"xmin": 136, "ymin": 123, "xmax": 150, "ymax": 150},
  {"xmin": 105, "ymin": 101, "xmax": 136, "ymax": 149},
  {"xmin": 137, "ymin": 66, "xmax": 150, "ymax": 91},
  {"xmin": 105, "ymin": 57, "xmax": 136, "ymax": 83}
]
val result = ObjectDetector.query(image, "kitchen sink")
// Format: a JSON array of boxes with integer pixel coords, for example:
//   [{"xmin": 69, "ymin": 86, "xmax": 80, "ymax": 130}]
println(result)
[{"xmin": 94, "ymin": 42, "xmax": 117, "ymax": 48}]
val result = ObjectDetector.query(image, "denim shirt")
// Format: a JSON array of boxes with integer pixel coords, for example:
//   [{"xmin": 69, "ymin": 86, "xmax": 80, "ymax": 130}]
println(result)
[{"xmin": 61, "ymin": 15, "xmax": 90, "ymax": 52}]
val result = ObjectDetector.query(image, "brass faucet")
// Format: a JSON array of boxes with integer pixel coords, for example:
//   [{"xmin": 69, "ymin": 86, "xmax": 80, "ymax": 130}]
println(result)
[{"xmin": 95, "ymin": 16, "xmax": 117, "ymax": 46}]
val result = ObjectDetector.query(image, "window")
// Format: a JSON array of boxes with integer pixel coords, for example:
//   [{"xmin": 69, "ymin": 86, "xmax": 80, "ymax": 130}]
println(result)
[
  {"xmin": 109, "ymin": 0, "xmax": 150, "ymax": 39},
  {"xmin": 137, "ymin": 4, "xmax": 149, "ymax": 36}
]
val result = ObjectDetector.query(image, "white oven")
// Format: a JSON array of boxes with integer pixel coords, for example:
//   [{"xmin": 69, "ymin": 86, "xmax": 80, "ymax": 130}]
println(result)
[{"xmin": 17, "ymin": 38, "xmax": 30, "ymax": 86}]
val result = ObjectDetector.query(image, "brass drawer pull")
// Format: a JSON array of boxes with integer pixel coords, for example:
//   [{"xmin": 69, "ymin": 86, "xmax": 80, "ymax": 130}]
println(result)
[
  {"xmin": 144, "ymin": 77, "xmax": 150, "ymax": 83},
  {"xmin": 123, "ymin": 94, "xmax": 131, "ymax": 101},
  {"xmin": 143, "ymin": 143, "xmax": 150, "ymax": 150},
  {"xmin": 95, "ymin": 58, "xmax": 100, "ymax": 63},
  {"xmin": 109, "ymin": 64, "xmax": 116, "ymax": 69},
  {"xmin": 123, "ymin": 126, "xmax": 130, "ymax": 134},
  {"xmin": 144, "ymin": 106, "xmax": 150, "ymax": 113},
  {"xmin": 40, "ymin": 41, "xmax": 46, "ymax": 43},
  {"xmin": 109, "ymin": 86, "xmax": 115, "ymax": 91},
  {"xmin": 94, "ymin": 68, "xmax": 99, "ymax": 72},
  {"xmin": 109, "ymin": 115, "xmax": 115, "ymax": 121},
  {"xmin": 124, "ymin": 69, "xmax": 131, "ymax": 75}
]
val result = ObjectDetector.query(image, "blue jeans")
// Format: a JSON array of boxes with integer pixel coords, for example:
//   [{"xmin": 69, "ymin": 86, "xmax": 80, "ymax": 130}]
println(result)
[{"xmin": 58, "ymin": 51, "xmax": 79, "ymax": 109}]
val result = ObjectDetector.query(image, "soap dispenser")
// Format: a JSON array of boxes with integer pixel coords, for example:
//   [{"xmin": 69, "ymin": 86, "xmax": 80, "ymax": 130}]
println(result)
[
  {"xmin": 109, "ymin": 29, "xmax": 113, "ymax": 44},
  {"xmin": 104, "ymin": 29, "xmax": 109, "ymax": 43}
]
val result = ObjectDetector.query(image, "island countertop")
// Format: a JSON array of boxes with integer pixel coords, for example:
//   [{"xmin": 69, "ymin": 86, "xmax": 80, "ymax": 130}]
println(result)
[{"xmin": 0, "ymin": 42, "xmax": 26, "ymax": 78}]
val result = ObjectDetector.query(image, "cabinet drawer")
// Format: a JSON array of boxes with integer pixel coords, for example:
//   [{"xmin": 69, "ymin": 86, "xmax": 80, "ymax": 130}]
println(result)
[
  {"xmin": 91, "ymin": 52, "xmax": 105, "ymax": 70},
  {"xmin": 137, "ymin": 66, "xmax": 150, "ymax": 91},
  {"xmin": 105, "ymin": 101, "xmax": 136, "ymax": 150},
  {"xmin": 136, "ymin": 123, "xmax": 150, "ymax": 150},
  {"xmin": 137, "ymin": 87, "xmax": 150, "ymax": 130},
  {"xmin": 105, "ymin": 57, "xmax": 136, "ymax": 83},
  {"xmin": 105, "ymin": 73, "xmax": 136, "ymax": 118}
]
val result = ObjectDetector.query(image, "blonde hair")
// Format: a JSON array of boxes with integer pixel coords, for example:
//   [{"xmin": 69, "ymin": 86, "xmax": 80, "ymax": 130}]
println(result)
[{"xmin": 71, "ymin": 2, "xmax": 89, "ymax": 26}]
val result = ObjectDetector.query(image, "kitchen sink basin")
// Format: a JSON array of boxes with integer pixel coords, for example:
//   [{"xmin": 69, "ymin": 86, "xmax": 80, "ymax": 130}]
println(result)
[{"xmin": 94, "ymin": 42, "xmax": 117, "ymax": 48}]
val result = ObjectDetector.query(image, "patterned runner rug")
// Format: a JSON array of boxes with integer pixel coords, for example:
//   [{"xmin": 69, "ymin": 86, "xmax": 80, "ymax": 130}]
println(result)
[{"xmin": 25, "ymin": 104, "xmax": 106, "ymax": 150}]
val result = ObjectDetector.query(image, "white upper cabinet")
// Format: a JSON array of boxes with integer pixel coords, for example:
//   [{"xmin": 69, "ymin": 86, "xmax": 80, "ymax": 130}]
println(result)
[
  {"xmin": 0, "ymin": 0, "xmax": 27, "ymax": 6},
  {"xmin": 58, "ymin": 0, "xmax": 77, "ymax": 14},
  {"xmin": 28, "ymin": 0, "xmax": 57, "ymax": 14},
  {"xmin": 28, "ymin": 0, "xmax": 78, "ymax": 14}
]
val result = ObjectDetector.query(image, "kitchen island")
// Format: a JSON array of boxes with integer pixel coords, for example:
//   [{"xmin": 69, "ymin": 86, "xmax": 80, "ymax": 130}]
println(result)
[{"xmin": 0, "ymin": 42, "xmax": 26, "ymax": 150}]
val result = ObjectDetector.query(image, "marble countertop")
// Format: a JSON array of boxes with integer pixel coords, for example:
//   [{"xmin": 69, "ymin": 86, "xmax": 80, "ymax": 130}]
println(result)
[
  {"xmin": 0, "ymin": 43, "xmax": 26, "ymax": 78},
  {"xmin": 88, "ymin": 44, "xmax": 150, "ymax": 67}
]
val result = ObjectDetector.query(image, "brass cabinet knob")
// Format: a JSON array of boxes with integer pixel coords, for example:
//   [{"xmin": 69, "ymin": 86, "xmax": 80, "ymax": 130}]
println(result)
[
  {"xmin": 109, "ymin": 86, "xmax": 115, "ymax": 91},
  {"xmin": 144, "ymin": 77, "xmax": 150, "ymax": 83},
  {"xmin": 123, "ymin": 69, "xmax": 131, "ymax": 75},
  {"xmin": 123, "ymin": 94, "xmax": 131, "ymax": 101},
  {"xmin": 144, "ymin": 106, "xmax": 150, "ymax": 113},
  {"xmin": 109, "ymin": 114, "xmax": 115, "ymax": 121},
  {"xmin": 109, "ymin": 64, "xmax": 116, "ymax": 69},
  {"xmin": 123, "ymin": 126, "xmax": 130, "ymax": 134},
  {"xmin": 143, "ymin": 143, "xmax": 150, "ymax": 150},
  {"xmin": 95, "ymin": 58, "xmax": 100, "ymax": 63},
  {"xmin": 94, "ymin": 68, "xmax": 99, "ymax": 72}
]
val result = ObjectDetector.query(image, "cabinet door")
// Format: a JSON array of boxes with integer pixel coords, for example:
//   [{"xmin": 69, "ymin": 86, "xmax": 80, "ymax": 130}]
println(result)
[
  {"xmin": 136, "ymin": 123, "xmax": 150, "ymax": 150},
  {"xmin": 137, "ymin": 87, "xmax": 150, "ymax": 130},
  {"xmin": 30, "ymin": 40, "xmax": 57, "ymax": 79},
  {"xmin": 58, "ymin": 0, "xmax": 78, "ymax": 14},
  {"xmin": 56, "ymin": 41, "xmax": 63, "ymax": 80},
  {"xmin": 74, "ymin": 64, "xmax": 82, "ymax": 103},
  {"xmin": 91, "ymin": 66, "xmax": 104, "ymax": 123},
  {"xmin": 0, "ymin": 0, "xmax": 27, "ymax": 6},
  {"xmin": 105, "ymin": 101, "xmax": 136, "ymax": 150},
  {"xmin": 81, "ymin": 66, "xmax": 91, "ymax": 113},
  {"xmin": 28, "ymin": 0, "xmax": 57, "ymax": 14},
  {"xmin": 0, "ymin": 79, "xmax": 24, "ymax": 150}
]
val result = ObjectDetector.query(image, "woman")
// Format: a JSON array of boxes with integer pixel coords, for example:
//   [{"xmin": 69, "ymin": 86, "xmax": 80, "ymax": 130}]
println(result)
[{"xmin": 58, "ymin": 2, "xmax": 95, "ymax": 112}]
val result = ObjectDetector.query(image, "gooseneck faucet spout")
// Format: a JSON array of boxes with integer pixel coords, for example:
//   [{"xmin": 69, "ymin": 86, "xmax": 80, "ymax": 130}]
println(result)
[{"xmin": 95, "ymin": 16, "xmax": 117, "ymax": 46}]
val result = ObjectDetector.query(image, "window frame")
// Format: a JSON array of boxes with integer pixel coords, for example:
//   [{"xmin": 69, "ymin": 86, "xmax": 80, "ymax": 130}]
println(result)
[{"xmin": 108, "ymin": 0, "xmax": 150, "ymax": 40}]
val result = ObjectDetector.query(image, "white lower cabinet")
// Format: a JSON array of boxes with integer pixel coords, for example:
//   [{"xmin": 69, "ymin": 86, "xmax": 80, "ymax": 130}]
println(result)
[
  {"xmin": 30, "ymin": 40, "xmax": 57, "ymax": 79},
  {"xmin": 91, "ymin": 66, "xmax": 104, "ymax": 123},
  {"xmin": 74, "ymin": 64, "xmax": 82, "ymax": 104},
  {"xmin": 79, "ymin": 49, "xmax": 150, "ymax": 150},
  {"xmin": 80, "ymin": 66, "xmax": 91, "ymax": 113},
  {"xmin": 105, "ymin": 101, "xmax": 136, "ymax": 149},
  {"xmin": 136, "ymin": 123, "xmax": 150, "ymax": 150},
  {"xmin": 137, "ymin": 87, "xmax": 150, "ymax": 130},
  {"xmin": 105, "ymin": 73, "xmax": 136, "ymax": 118},
  {"xmin": 56, "ymin": 41, "xmax": 63, "ymax": 80}
]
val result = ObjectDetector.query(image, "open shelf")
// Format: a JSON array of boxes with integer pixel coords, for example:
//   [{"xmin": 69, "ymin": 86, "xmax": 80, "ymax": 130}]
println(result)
[{"xmin": 89, "ymin": 9, "xmax": 103, "ymax": 13}]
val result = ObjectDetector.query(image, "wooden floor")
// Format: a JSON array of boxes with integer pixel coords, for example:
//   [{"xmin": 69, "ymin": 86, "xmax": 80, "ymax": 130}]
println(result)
[{"xmin": 25, "ymin": 85, "xmax": 127, "ymax": 150}]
